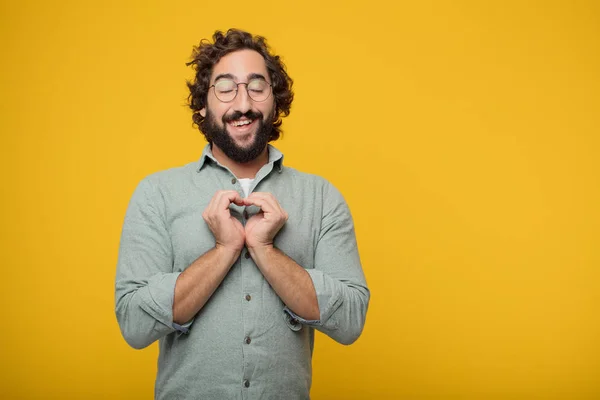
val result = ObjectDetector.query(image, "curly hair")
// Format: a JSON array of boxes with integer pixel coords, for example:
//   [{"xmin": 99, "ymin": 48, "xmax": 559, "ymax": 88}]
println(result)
[{"xmin": 186, "ymin": 29, "xmax": 294, "ymax": 142}]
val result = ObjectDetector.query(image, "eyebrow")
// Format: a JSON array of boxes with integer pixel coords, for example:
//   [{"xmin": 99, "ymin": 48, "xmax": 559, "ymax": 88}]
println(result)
[
  {"xmin": 248, "ymin": 73, "xmax": 268, "ymax": 82},
  {"xmin": 213, "ymin": 73, "xmax": 235, "ymax": 83},
  {"xmin": 213, "ymin": 73, "xmax": 269, "ymax": 83}
]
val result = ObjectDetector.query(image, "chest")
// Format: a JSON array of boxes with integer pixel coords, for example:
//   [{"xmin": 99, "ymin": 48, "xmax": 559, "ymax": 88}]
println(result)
[{"xmin": 166, "ymin": 176, "xmax": 322, "ymax": 272}]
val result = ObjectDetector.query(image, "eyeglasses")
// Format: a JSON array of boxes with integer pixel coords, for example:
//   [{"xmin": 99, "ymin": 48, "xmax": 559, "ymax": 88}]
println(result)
[{"xmin": 210, "ymin": 78, "xmax": 272, "ymax": 103}]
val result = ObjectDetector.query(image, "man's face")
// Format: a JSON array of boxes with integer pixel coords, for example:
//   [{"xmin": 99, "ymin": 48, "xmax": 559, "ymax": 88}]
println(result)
[{"xmin": 200, "ymin": 49, "xmax": 276, "ymax": 163}]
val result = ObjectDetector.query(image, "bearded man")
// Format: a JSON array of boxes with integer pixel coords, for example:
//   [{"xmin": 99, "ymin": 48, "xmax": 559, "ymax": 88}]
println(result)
[{"xmin": 115, "ymin": 29, "xmax": 370, "ymax": 400}]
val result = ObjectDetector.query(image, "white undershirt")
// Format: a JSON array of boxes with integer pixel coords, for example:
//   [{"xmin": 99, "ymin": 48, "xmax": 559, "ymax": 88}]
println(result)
[{"xmin": 238, "ymin": 178, "xmax": 254, "ymax": 198}]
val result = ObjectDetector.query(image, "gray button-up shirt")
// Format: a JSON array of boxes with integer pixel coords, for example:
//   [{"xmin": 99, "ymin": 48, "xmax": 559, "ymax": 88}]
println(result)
[{"xmin": 115, "ymin": 145, "xmax": 370, "ymax": 399}]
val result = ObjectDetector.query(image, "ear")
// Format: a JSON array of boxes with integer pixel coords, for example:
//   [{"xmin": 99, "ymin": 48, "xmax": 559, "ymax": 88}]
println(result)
[{"xmin": 199, "ymin": 108, "xmax": 206, "ymax": 118}]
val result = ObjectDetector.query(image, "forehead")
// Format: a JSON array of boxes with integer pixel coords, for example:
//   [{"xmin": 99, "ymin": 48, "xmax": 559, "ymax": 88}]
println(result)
[{"xmin": 211, "ymin": 49, "xmax": 269, "ymax": 82}]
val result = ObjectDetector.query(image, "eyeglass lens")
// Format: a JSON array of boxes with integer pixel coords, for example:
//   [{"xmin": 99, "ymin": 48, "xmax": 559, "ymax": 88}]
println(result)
[{"xmin": 213, "ymin": 79, "xmax": 271, "ymax": 102}]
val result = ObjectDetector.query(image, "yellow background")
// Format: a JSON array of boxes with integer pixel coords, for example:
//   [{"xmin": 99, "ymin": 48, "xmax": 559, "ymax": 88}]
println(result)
[{"xmin": 1, "ymin": 0, "xmax": 599, "ymax": 398}]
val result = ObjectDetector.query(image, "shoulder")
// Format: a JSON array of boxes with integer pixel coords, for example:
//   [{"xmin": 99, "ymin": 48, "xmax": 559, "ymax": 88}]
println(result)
[
  {"xmin": 280, "ymin": 165, "xmax": 346, "ymax": 205},
  {"xmin": 142, "ymin": 161, "xmax": 198, "ymax": 188},
  {"xmin": 130, "ymin": 161, "xmax": 199, "ymax": 206},
  {"xmin": 280, "ymin": 165, "xmax": 326, "ymax": 184}
]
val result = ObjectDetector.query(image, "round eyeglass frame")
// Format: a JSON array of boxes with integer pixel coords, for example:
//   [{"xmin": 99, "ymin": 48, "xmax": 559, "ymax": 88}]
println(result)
[{"xmin": 209, "ymin": 80, "xmax": 273, "ymax": 103}]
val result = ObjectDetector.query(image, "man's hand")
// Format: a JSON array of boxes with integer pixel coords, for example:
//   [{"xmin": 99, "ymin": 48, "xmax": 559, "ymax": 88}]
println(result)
[
  {"xmin": 202, "ymin": 190, "xmax": 246, "ymax": 254},
  {"xmin": 241, "ymin": 192, "xmax": 319, "ymax": 321},
  {"xmin": 171, "ymin": 191, "xmax": 245, "ymax": 325},
  {"xmin": 242, "ymin": 192, "xmax": 288, "ymax": 250}
]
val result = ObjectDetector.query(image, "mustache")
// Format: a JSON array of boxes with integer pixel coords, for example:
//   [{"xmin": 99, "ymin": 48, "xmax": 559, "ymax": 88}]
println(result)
[{"xmin": 222, "ymin": 110, "xmax": 263, "ymax": 123}]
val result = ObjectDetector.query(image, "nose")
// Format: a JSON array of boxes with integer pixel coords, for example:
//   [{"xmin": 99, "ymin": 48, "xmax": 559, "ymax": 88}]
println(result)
[{"xmin": 232, "ymin": 83, "xmax": 252, "ymax": 114}]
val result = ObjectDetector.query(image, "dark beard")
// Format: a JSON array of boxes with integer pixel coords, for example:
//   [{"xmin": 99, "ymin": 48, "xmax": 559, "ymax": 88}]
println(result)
[{"xmin": 200, "ymin": 109, "xmax": 273, "ymax": 164}]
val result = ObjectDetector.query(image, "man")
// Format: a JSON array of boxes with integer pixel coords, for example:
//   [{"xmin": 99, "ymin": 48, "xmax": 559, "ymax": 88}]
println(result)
[{"xmin": 115, "ymin": 29, "xmax": 369, "ymax": 399}]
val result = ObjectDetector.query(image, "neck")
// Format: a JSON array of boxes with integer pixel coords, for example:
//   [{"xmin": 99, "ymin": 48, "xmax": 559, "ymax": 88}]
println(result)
[{"xmin": 210, "ymin": 144, "xmax": 269, "ymax": 179}]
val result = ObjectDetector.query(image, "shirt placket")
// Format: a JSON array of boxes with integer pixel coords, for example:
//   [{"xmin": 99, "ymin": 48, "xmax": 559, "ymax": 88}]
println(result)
[
  {"xmin": 240, "ymin": 207, "xmax": 253, "ymax": 398},
  {"xmin": 227, "ymin": 173, "xmax": 257, "ymax": 398},
  {"xmin": 220, "ymin": 161, "xmax": 279, "ymax": 398}
]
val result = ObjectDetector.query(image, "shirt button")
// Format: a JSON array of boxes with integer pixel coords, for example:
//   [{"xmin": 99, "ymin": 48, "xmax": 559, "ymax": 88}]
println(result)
[
  {"xmin": 245, "ymin": 294, "xmax": 251, "ymax": 301},
  {"xmin": 231, "ymin": 178, "xmax": 237, "ymax": 184},
  {"xmin": 245, "ymin": 251, "xmax": 251, "ymax": 259},
  {"xmin": 243, "ymin": 380, "xmax": 250, "ymax": 388},
  {"xmin": 245, "ymin": 336, "xmax": 251, "ymax": 344}
]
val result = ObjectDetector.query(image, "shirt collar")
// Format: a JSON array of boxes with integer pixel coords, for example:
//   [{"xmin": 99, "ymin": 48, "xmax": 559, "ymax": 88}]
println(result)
[{"xmin": 196, "ymin": 144, "xmax": 284, "ymax": 173}]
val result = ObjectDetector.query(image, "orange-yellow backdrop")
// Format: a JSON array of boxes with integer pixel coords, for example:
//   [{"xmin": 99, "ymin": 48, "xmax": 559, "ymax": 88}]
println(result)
[{"xmin": 1, "ymin": 0, "xmax": 599, "ymax": 398}]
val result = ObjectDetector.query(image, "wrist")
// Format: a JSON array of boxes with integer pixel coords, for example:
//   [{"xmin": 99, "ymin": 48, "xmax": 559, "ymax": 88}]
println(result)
[
  {"xmin": 214, "ymin": 243, "xmax": 242, "ymax": 263},
  {"xmin": 247, "ymin": 243, "xmax": 275, "ymax": 260}
]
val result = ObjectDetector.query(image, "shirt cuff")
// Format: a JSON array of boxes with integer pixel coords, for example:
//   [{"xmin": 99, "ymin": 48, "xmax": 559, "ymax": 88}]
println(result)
[
  {"xmin": 172, "ymin": 320, "xmax": 193, "ymax": 334},
  {"xmin": 283, "ymin": 307, "xmax": 321, "ymax": 331}
]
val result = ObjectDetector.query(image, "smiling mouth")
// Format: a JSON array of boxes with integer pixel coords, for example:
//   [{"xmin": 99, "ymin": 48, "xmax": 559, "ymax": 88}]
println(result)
[
  {"xmin": 227, "ymin": 117, "xmax": 258, "ymax": 132},
  {"xmin": 230, "ymin": 118, "xmax": 254, "ymax": 127}
]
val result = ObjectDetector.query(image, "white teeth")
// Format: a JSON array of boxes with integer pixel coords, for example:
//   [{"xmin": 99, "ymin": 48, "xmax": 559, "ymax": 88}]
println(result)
[{"xmin": 232, "ymin": 120, "xmax": 252, "ymax": 127}]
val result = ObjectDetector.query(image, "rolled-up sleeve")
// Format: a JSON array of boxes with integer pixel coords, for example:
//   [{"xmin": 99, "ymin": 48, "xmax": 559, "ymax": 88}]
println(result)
[
  {"xmin": 115, "ymin": 179, "xmax": 191, "ymax": 349},
  {"xmin": 290, "ymin": 182, "xmax": 370, "ymax": 345}
]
